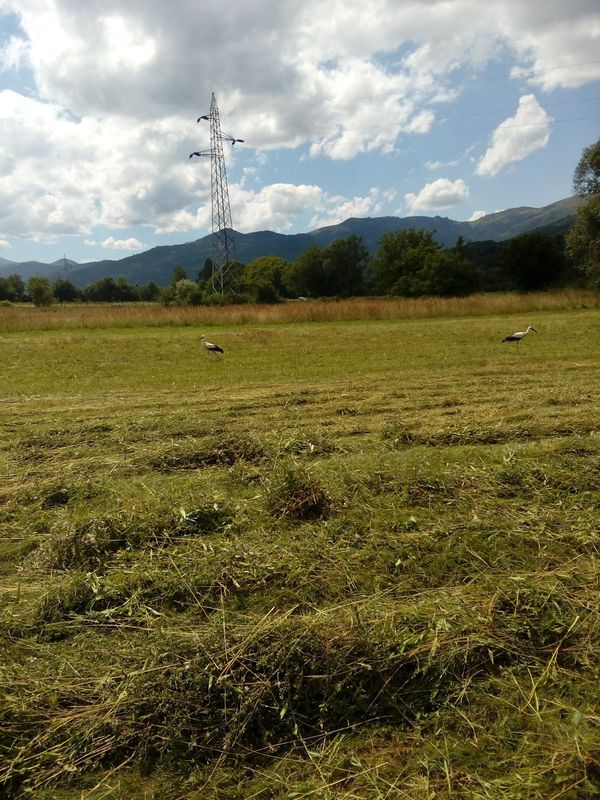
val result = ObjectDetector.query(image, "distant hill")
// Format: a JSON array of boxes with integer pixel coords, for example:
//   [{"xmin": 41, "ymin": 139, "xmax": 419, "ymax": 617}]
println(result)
[
  {"xmin": 0, "ymin": 258, "xmax": 78, "ymax": 281},
  {"xmin": 1, "ymin": 197, "xmax": 583, "ymax": 288}
]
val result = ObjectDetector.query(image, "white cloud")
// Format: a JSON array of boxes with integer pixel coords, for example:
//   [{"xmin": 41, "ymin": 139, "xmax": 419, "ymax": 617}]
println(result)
[
  {"xmin": 0, "ymin": 34, "xmax": 29, "ymax": 70},
  {"xmin": 475, "ymin": 94, "xmax": 552, "ymax": 177},
  {"xmin": 308, "ymin": 188, "xmax": 386, "ymax": 229},
  {"xmin": 0, "ymin": 88, "xmax": 204, "ymax": 238},
  {"xmin": 229, "ymin": 182, "xmax": 326, "ymax": 232},
  {"xmin": 505, "ymin": 8, "xmax": 600, "ymax": 90},
  {"xmin": 468, "ymin": 209, "xmax": 487, "ymax": 221},
  {"xmin": 0, "ymin": 238, "xmax": 10, "ymax": 249},
  {"xmin": 405, "ymin": 178, "xmax": 469, "ymax": 213},
  {"xmin": 426, "ymin": 158, "xmax": 459, "ymax": 171},
  {"xmin": 0, "ymin": 0, "xmax": 598, "ymax": 247},
  {"xmin": 227, "ymin": 182, "xmax": 386, "ymax": 232},
  {"xmin": 101, "ymin": 237, "xmax": 145, "ymax": 250}
]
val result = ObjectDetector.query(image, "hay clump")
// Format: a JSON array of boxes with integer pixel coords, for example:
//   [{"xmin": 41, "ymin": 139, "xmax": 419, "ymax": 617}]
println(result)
[
  {"xmin": 152, "ymin": 434, "xmax": 266, "ymax": 472},
  {"xmin": 265, "ymin": 465, "xmax": 333, "ymax": 521}
]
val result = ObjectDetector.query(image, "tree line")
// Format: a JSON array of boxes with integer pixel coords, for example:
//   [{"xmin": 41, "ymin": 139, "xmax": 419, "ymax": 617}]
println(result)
[
  {"xmin": 0, "ymin": 274, "xmax": 162, "ymax": 306},
  {"xmin": 0, "ymin": 227, "xmax": 580, "ymax": 308},
  {"xmin": 2, "ymin": 138, "xmax": 597, "ymax": 307}
]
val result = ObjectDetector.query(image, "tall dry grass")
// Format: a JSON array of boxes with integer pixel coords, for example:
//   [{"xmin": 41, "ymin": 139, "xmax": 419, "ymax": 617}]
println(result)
[
  {"xmin": 0, "ymin": 289, "xmax": 600, "ymax": 333},
  {"xmin": 1, "ymin": 290, "xmax": 598, "ymax": 332}
]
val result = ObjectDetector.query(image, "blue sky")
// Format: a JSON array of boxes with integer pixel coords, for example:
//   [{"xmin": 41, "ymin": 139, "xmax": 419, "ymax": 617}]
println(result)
[{"xmin": 0, "ymin": 0, "xmax": 599, "ymax": 266}]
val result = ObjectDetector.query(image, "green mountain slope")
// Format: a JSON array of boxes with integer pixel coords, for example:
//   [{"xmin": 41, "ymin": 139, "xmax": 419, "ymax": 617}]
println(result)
[{"xmin": 2, "ymin": 197, "xmax": 583, "ymax": 287}]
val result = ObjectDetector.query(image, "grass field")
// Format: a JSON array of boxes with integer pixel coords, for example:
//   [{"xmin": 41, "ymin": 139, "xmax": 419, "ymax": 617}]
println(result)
[{"xmin": 1, "ymin": 296, "xmax": 599, "ymax": 799}]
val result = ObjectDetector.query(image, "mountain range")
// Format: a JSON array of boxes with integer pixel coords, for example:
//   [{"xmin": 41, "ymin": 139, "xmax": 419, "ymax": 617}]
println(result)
[{"xmin": 0, "ymin": 196, "xmax": 582, "ymax": 288}]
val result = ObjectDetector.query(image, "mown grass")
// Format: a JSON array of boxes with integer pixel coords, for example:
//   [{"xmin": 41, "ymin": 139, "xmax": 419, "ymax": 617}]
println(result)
[{"xmin": 0, "ymin": 300, "xmax": 599, "ymax": 798}]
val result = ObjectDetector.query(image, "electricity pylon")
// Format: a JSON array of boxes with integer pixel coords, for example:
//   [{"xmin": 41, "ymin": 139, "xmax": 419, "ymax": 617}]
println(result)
[{"xmin": 190, "ymin": 93, "xmax": 243, "ymax": 294}]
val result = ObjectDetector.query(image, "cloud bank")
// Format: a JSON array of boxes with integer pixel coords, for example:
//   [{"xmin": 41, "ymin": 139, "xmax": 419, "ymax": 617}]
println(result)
[{"xmin": 0, "ymin": 0, "xmax": 597, "ymax": 244}]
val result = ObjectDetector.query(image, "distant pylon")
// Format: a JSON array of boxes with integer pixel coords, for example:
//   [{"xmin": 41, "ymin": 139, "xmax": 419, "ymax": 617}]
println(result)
[{"xmin": 190, "ymin": 93, "xmax": 243, "ymax": 294}]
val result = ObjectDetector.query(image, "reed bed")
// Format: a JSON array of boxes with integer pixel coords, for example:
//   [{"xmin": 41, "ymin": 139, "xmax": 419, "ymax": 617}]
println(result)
[{"xmin": 1, "ymin": 289, "xmax": 598, "ymax": 332}]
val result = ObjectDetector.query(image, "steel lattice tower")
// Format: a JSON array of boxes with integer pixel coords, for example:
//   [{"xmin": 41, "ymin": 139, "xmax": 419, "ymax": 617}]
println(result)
[{"xmin": 190, "ymin": 93, "xmax": 243, "ymax": 294}]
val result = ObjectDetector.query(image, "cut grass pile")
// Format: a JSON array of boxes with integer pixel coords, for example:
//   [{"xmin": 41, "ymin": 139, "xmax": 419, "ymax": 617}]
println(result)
[{"xmin": 0, "ymin": 304, "xmax": 599, "ymax": 798}]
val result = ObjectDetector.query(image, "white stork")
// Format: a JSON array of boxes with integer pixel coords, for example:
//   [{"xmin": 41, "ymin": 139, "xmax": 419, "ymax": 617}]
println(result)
[
  {"xmin": 199, "ymin": 334, "xmax": 224, "ymax": 354},
  {"xmin": 502, "ymin": 325, "xmax": 537, "ymax": 351}
]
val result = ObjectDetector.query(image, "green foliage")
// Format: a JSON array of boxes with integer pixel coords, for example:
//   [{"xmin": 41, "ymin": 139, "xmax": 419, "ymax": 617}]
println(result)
[
  {"xmin": 284, "ymin": 236, "xmax": 369, "ymax": 297},
  {"xmin": 0, "ymin": 273, "xmax": 25, "ymax": 302},
  {"xmin": 283, "ymin": 244, "xmax": 324, "ymax": 297},
  {"xmin": 566, "ymin": 193, "xmax": 600, "ymax": 287},
  {"xmin": 26, "ymin": 276, "xmax": 54, "ymax": 307},
  {"xmin": 243, "ymin": 255, "xmax": 289, "ymax": 302},
  {"xmin": 419, "ymin": 249, "xmax": 480, "ymax": 296},
  {"xmin": 369, "ymin": 228, "xmax": 479, "ymax": 296},
  {"xmin": 573, "ymin": 137, "xmax": 600, "ymax": 196},
  {"xmin": 321, "ymin": 234, "xmax": 369, "ymax": 296},
  {"xmin": 201, "ymin": 291, "xmax": 236, "ymax": 306},
  {"xmin": 501, "ymin": 232, "xmax": 566, "ymax": 291},
  {"xmin": 210, "ymin": 261, "xmax": 246, "ymax": 296},
  {"xmin": 83, "ymin": 276, "xmax": 139, "ymax": 302},
  {"xmin": 51, "ymin": 278, "xmax": 80, "ymax": 303},
  {"xmin": 171, "ymin": 278, "xmax": 203, "ymax": 306},
  {"xmin": 138, "ymin": 281, "xmax": 161, "ymax": 301},
  {"xmin": 369, "ymin": 228, "xmax": 438, "ymax": 293},
  {"xmin": 199, "ymin": 258, "xmax": 213, "ymax": 282},
  {"xmin": 171, "ymin": 266, "xmax": 188, "ymax": 284}
]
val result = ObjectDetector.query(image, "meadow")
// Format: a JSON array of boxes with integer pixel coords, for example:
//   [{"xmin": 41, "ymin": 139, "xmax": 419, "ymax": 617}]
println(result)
[{"xmin": 1, "ymin": 294, "xmax": 599, "ymax": 799}]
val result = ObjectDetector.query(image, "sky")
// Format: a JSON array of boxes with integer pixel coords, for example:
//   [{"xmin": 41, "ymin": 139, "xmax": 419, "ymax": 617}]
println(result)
[{"xmin": 0, "ymin": 0, "xmax": 599, "ymax": 266}]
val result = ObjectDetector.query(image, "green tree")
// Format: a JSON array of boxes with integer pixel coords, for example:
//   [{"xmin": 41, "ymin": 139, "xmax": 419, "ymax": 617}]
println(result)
[
  {"xmin": 0, "ymin": 275, "xmax": 25, "ymax": 301},
  {"xmin": 243, "ymin": 255, "xmax": 289, "ymax": 302},
  {"xmin": 172, "ymin": 278, "xmax": 203, "ymax": 306},
  {"xmin": 284, "ymin": 236, "xmax": 369, "ymax": 298},
  {"xmin": 0, "ymin": 277, "xmax": 11, "ymax": 301},
  {"xmin": 52, "ymin": 277, "xmax": 80, "ymax": 302},
  {"xmin": 501, "ymin": 232, "xmax": 565, "ymax": 292},
  {"xmin": 171, "ymin": 266, "xmax": 188, "ymax": 284},
  {"xmin": 27, "ymin": 276, "xmax": 55, "ymax": 307},
  {"xmin": 566, "ymin": 138, "xmax": 600, "ymax": 286},
  {"xmin": 566, "ymin": 195, "xmax": 600, "ymax": 287},
  {"xmin": 419, "ymin": 250, "xmax": 480, "ymax": 296},
  {"xmin": 573, "ymin": 138, "xmax": 600, "ymax": 196},
  {"xmin": 284, "ymin": 246, "xmax": 325, "ymax": 297},
  {"xmin": 158, "ymin": 285, "xmax": 176, "ymax": 306},
  {"xmin": 199, "ymin": 259, "xmax": 213, "ymax": 282},
  {"xmin": 138, "ymin": 281, "xmax": 161, "ymax": 301},
  {"xmin": 321, "ymin": 235, "xmax": 369, "ymax": 296},
  {"xmin": 369, "ymin": 228, "xmax": 440, "ymax": 295},
  {"xmin": 6, "ymin": 273, "xmax": 25, "ymax": 301},
  {"xmin": 83, "ymin": 276, "xmax": 139, "ymax": 302}
]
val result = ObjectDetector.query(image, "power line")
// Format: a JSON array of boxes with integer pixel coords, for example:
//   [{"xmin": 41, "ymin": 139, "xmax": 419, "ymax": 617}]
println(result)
[
  {"xmin": 451, "ymin": 59, "xmax": 600, "ymax": 87},
  {"xmin": 309, "ymin": 98, "xmax": 600, "ymax": 141},
  {"xmin": 433, "ymin": 113, "xmax": 600, "ymax": 138},
  {"xmin": 447, "ymin": 6, "xmax": 600, "ymax": 45},
  {"xmin": 437, "ymin": 95, "xmax": 600, "ymax": 122}
]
